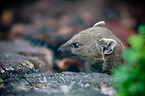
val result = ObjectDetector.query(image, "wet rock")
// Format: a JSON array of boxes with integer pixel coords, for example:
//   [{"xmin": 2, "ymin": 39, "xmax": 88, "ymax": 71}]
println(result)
[{"xmin": 0, "ymin": 72, "xmax": 115, "ymax": 96}]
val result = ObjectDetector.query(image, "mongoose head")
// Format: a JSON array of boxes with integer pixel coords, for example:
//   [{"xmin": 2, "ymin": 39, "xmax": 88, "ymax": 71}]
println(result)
[{"xmin": 58, "ymin": 21, "xmax": 124, "ymax": 73}]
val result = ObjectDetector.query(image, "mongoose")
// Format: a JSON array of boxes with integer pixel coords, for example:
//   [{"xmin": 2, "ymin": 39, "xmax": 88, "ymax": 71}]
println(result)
[{"xmin": 58, "ymin": 21, "xmax": 124, "ymax": 74}]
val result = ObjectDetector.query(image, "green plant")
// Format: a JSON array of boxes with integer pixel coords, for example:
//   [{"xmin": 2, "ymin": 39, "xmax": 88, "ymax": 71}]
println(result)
[
  {"xmin": 0, "ymin": 78, "xmax": 3, "ymax": 84},
  {"xmin": 113, "ymin": 25, "xmax": 145, "ymax": 96}
]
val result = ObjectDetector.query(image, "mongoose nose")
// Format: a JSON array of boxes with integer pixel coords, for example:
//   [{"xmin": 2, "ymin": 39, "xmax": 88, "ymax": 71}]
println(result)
[{"xmin": 57, "ymin": 47, "xmax": 63, "ymax": 53}]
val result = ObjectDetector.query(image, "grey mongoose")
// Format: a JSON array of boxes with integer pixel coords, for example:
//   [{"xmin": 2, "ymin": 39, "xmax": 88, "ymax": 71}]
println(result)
[{"xmin": 58, "ymin": 21, "xmax": 124, "ymax": 74}]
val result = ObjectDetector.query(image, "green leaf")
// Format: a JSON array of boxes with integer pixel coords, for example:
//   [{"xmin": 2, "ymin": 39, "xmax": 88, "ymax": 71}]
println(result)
[
  {"xmin": 0, "ymin": 78, "xmax": 3, "ymax": 83},
  {"xmin": 114, "ymin": 30, "xmax": 145, "ymax": 96},
  {"xmin": 123, "ymin": 49, "xmax": 141, "ymax": 64},
  {"xmin": 129, "ymin": 35, "xmax": 143, "ymax": 51},
  {"xmin": 138, "ymin": 24, "xmax": 145, "ymax": 35}
]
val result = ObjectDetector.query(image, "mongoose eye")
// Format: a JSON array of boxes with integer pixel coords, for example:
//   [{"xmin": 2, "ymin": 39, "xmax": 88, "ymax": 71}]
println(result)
[{"xmin": 72, "ymin": 43, "xmax": 80, "ymax": 48}]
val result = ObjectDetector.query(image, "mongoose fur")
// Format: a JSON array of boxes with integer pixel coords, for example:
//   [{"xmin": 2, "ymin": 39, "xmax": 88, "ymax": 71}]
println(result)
[{"xmin": 58, "ymin": 21, "xmax": 124, "ymax": 74}]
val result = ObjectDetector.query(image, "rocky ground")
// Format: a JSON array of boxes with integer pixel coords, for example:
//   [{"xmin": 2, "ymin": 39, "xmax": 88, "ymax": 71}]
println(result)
[
  {"xmin": 0, "ymin": 40, "xmax": 115, "ymax": 96},
  {"xmin": 0, "ymin": 0, "xmax": 144, "ymax": 95},
  {"xmin": 1, "ymin": 72, "xmax": 115, "ymax": 96}
]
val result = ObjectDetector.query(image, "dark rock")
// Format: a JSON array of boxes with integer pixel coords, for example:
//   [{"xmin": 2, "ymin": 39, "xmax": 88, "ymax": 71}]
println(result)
[
  {"xmin": 0, "ymin": 40, "xmax": 54, "ymax": 72},
  {"xmin": 0, "ymin": 72, "xmax": 115, "ymax": 96},
  {"xmin": 0, "ymin": 53, "xmax": 40, "ymax": 80}
]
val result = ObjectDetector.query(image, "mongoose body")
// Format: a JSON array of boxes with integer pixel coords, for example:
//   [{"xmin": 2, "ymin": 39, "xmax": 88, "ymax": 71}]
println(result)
[{"xmin": 58, "ymin": 21, "xmax": 124, "ymax": 74}]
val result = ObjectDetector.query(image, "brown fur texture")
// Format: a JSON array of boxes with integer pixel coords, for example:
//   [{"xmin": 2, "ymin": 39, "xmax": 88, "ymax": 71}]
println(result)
[{"xmin": 58, "ymin": 21, "xmax": 124, "ymax": 74}]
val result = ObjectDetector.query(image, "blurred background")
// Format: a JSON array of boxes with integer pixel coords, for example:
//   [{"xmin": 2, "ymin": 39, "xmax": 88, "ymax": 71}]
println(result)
[{"xmin": 0, "ymin": 0, "xmax": 144, "ymax": 73}]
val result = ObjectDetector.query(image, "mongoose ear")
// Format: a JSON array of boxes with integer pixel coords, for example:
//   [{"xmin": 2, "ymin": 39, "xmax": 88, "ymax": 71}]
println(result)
[
  {"xmin": 93, "ymin": 21, "xmax": 105, "ymax": 27},
  {"xmin": 98, "ymin": 38, "xmax": 117, "ymax": 55}
]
